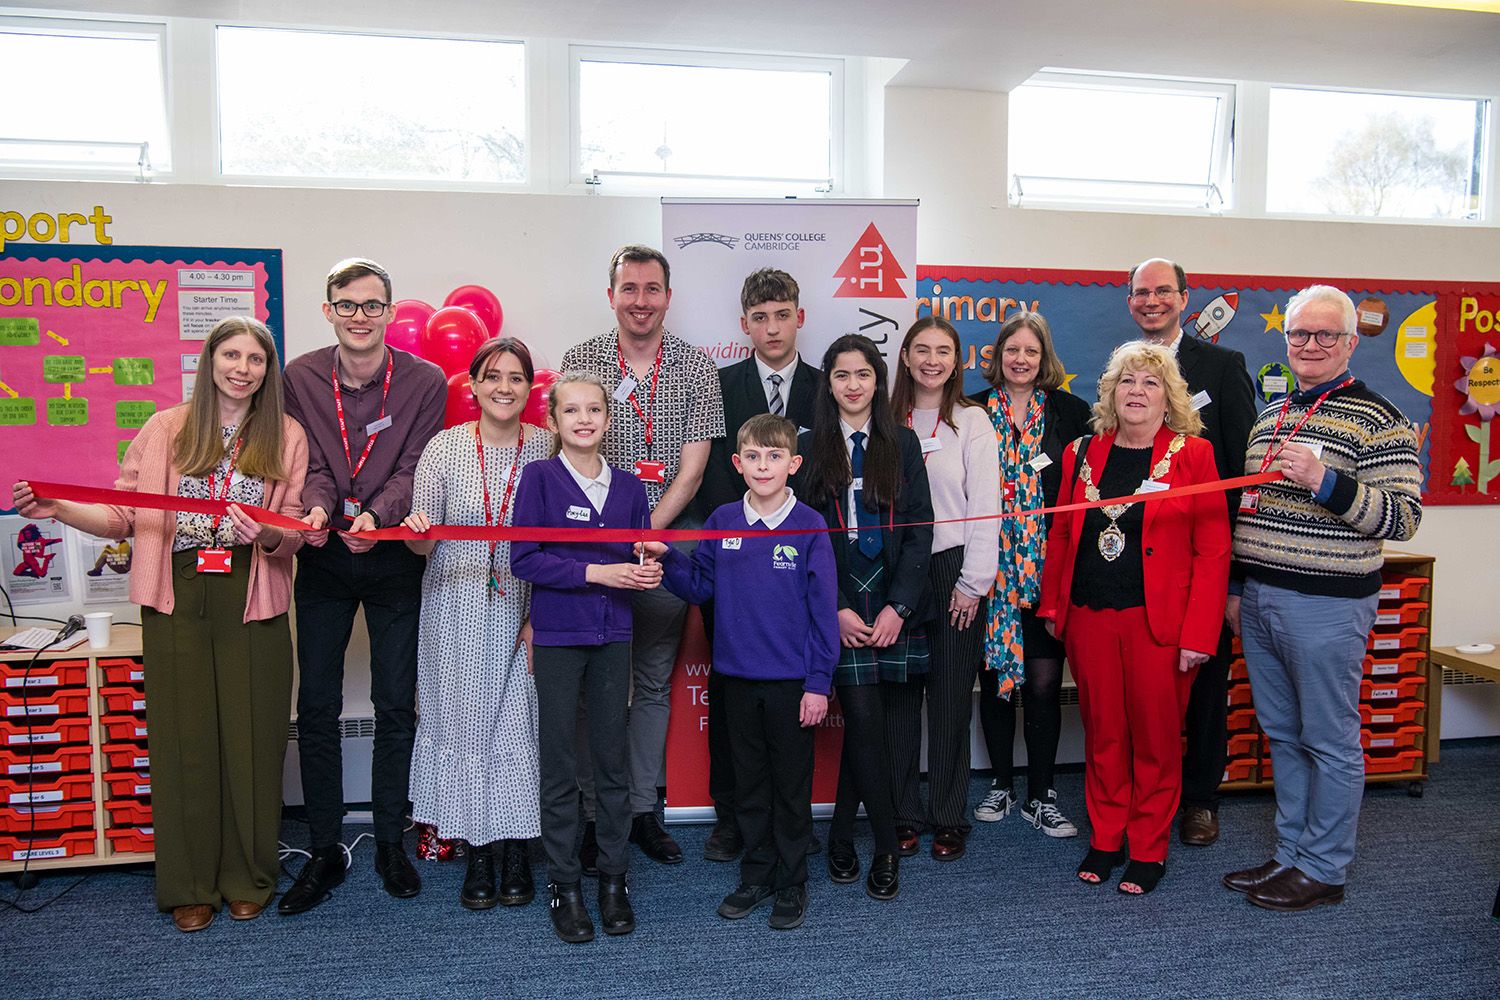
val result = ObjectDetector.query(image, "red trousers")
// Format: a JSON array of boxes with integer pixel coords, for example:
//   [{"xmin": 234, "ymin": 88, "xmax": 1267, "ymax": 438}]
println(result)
[{"xmin": 1063, "ymin": 605, "xmax": 1196, "ymax": 863}]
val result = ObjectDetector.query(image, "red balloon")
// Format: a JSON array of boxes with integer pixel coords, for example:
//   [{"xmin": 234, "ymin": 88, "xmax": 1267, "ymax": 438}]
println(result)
[
  {"xmin": 532, "ymin": 368, "xmax": 560, "ymax": 390},
  {"xmin": 386, "ymin": 299, "xmax": 434, "ymax": 355},
  {"xmin": 520, "ymin": 381, "xmax": 552, "ymax": 429},
  {"xmin": 443, "ymin": 285, "xmax": 504, "ymax": 337},
  {"xmin": 420, "ymin": 306, "xmax": 488, "ymax": 377},
  {"xmin": 443, "ymin": 371, "xmax": 480, "ymax": 429}
]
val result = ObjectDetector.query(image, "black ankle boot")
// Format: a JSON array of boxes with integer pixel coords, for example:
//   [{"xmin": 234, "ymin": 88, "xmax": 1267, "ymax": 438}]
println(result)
[
  {"xmin": 498, "ymin": 839, "xmax": 535, "ymax": 906},
  {"xmin": 597, "ymin": 872, "xmax": 636, "ymax": 935},
  {"xmin": 548, "ymin": 881, "xmax": 594, "ymax": 944},
  {"xmin": 460, "ymin": 841, "xmax": 498, "ymax": 910}
]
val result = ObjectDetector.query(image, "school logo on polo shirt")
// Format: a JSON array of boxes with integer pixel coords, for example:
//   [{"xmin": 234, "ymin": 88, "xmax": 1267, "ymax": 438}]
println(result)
[{"xmin": 772, "ymin": 544, "xmax": 799, "ymax": 570}]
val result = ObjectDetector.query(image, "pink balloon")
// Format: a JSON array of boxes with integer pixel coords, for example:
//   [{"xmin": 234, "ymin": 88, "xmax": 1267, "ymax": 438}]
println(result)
[
  {"xmin": 444, "ymin": 285, "xmax": 504, "ymax": 337},
  {"xmin": 386, "ymin": 299, "xmax": 434, "ymax": 355},
  {"xmin": 520, "ymin": 381, "xmax": 551, "ymax": 429},
  {"xmin": 443, "ymin": 371, "xmax": 481, "ymax": 429},
  {"xmin": 420, "ymin": 306, "xmax": 488, "ymax": 377}
]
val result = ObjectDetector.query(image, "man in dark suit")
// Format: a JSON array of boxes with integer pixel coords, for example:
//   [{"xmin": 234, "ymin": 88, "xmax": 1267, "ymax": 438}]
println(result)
[
  {"xmin": 1126, "ymin": 257, "xmax": 1256, "ymax": 848},
  {"xmin": 697, "ymin": 268, "xmax": 823, "ymax": 862}
]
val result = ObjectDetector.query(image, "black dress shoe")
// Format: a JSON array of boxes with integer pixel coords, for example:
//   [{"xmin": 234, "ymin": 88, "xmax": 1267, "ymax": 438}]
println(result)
[
  {"xmin": 827, "ymin": 840, "xmax": 860, "ymax": 884},
  {"xmin": 1222, "ymin": 859, "xmax": 1292, "ymax": 894},
  {"xmin": 374, "ymin": 840, "xmax": 421, "ymax": 899},
  {"xmin": 548, "ymin": 881, "xmax": 595, "ymax": 943},
  {"xmin": 498, "ymin": 839, "xmax": 535, "ymax": 906},
  {"xmin": 1248, "ymin": 868, "xmax": 1345, "ymax": 911},
  {"xmin": 1180, "ymin": 806, "xmax": 1220, "ymax": 847},
  {"xmin": 895, "ymin": 824, "xmax": 920, "ymax": 858},
  {"xmin": 630, "ymin": 812, "xmax": 684, "ymax": 865},
  {"xmin": 278, "ymin": 846, "xmax": 345, "ymax": 915},
  {"xmin": 717, "ymin": 882, "xmax": 775, "ymax": 919},
  {"xmin": 703, "ymin": 818, "xmax": 744, "ymax": 862},
  {"xmin": 460, "ymin": 841, "xmax": 498, "ymax": 910},
  {"xmin": 579, "ymin": 821, "xmax": 600, "ymax": 877},
  {"xmin": 768, "ymin": 884, "xmax": 808, "ymax": 930},
  {"xmin": 866, "ymin": 853, "xmax": 899, "ymax": 901},
  {"xmin": 597, "ymin": 873, "xmax": 635, "ymax": 935}
]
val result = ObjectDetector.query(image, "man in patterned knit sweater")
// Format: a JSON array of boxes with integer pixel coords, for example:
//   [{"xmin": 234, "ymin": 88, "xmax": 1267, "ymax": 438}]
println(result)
[{"xmin": 1221, "ymin": 285, "xmax": 1422, "ymax": 912}]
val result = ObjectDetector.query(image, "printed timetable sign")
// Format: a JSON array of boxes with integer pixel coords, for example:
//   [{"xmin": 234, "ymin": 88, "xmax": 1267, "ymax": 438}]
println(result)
[{"xmin": 0, "ymin": 245, "xmax": 284, "ymax": 502}]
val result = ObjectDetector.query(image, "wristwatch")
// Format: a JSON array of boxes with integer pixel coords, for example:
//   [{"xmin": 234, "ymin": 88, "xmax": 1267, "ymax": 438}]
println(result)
[
  {"xmin": 366, "ymin": 509, "xmax": 382, "ymax": 528},
  {"xmin": 889, "ymin": 602, "xmax": 913, "ymax": 620}
]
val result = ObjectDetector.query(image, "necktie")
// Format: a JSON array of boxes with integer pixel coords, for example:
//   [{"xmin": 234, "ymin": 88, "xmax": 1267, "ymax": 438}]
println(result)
[
  {"xmin": 767, "ymin": 373, "xmax": 785, "ymax": 416},
  {"xmin": 850, "ymin": 431, "xmax": 883, "ymax": 557}
]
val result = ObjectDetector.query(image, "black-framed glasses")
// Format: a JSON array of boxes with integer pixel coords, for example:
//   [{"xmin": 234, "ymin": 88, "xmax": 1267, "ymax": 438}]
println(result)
[
  {"xmin": 329, "ymin": 299, "xmax": 391, "ymax": 318},
  {"xmin": 1286, "ymin": 328, "xmax": 1348, "ymax": 348},
  {"xmin": 1129, "ymin": 286, "xmax": 1184, "ymax": 302}
]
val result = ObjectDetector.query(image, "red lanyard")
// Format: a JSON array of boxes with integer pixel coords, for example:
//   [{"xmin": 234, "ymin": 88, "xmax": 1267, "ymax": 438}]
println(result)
[
  {"xmin": 205, "ymin": 436, "xmax": 244, "ymax": 538},
  {"xmin": 615, "ymin": 339, "xmax": 664, "ymax": 450},
  {"xmin": 1257, "ymin": 376, "xmax": 1354, "ymax": 473},
  {"xmin": 475, "ymin": 423, "xmax": 523, "ymax": 596},
  {"xmin": 904, "ymin": 408, "xmax": 940, "ymax": 464},
  {"xmin": 332, "ymin": 350, "xmax": 394, "ymax": 485}
]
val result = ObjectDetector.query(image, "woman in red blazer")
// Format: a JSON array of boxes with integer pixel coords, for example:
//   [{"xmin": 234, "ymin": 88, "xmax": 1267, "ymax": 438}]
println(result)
[{"xmin": 1037, "ymin": 340, "xmax": 1229, "ymax": 895}]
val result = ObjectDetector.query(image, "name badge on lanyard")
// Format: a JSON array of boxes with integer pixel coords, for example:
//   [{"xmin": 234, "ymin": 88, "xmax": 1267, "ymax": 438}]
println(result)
[
  {"xmin": 198, "ymin": 436, "xmax": 243, "ymax": 574},
  {"xmin": 196, "ymin": 548, "xmax": 232, "ymax": 574},
  {"xmin": 633, "ymin": 459, "xmax": 665, "ymax": 484}
]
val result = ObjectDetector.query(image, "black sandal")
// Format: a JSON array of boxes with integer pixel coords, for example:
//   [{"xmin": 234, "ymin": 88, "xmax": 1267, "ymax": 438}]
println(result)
[
  {"xmin": 1118, "ymin": 860, "xmax": 1166, "ymax": 895},
  {"xmin": 1077, "ymin": 847, "xmax": 1127, "ymax": 885}
]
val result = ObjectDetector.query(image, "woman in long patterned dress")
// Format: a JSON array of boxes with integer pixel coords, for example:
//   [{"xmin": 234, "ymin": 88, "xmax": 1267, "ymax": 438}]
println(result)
[{"xmin": 404, "ymin": 337, "xmax": 553, "ymax": 910}]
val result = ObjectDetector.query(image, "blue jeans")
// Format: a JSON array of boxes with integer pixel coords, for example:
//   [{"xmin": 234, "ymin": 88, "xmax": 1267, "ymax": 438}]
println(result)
[{"xmin": 1240, "ymin": 577, "xmax": 1378, "ymax": 885}]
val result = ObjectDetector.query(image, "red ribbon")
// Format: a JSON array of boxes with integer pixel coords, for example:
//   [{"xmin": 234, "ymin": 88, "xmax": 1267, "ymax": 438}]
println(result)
[{"xmin": 26, "ymin": 470, "xmax": 1282, "ymax": 544}]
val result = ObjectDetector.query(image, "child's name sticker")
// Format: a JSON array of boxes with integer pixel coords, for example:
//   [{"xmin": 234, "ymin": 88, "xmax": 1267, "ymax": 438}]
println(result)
[
  {"xmin": 721, "ymin": 537, "xmax": 742, "ymax": 550},
  {"xmin": 613, "ymin": 376, "xmax": 638, "ymax": 402},
  {"xmin": 566, "ymin": 505, "xmax": 592, "ymax": 522},
  {"xmin": 364, "ymin": 414, "xmax": 393, "ymax": 436}
]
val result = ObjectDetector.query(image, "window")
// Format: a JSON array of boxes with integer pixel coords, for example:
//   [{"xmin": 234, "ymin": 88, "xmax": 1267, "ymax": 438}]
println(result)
[
  {"xmin": 1007, "ymin": 72, "xmax": 1234, "ymax": 211},
  {"xmin": 216, "ymin": 27, "xmax": 526, "ymax": 184},
  {"xmin": 574, "ymin": 48, "xmax": 838, "ymax": 193},
  {"xmin": 0, "ymin": 21, "xmax": 169, "ymax": 175},
  {"xmin": 1266, "ymin": 87, "xmax": 1487, "ymax": 220}
]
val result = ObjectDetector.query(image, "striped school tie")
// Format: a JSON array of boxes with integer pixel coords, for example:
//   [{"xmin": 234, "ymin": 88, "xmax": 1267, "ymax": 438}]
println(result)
[{"xmin": 767, "ymin": 373, "xmax": 785, "ymax": 416}]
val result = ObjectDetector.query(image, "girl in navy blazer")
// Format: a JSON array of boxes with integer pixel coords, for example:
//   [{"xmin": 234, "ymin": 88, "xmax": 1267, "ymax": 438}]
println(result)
[{"xmin": 510, "ymin": 372, "xmax": 660, "ymax": 944}]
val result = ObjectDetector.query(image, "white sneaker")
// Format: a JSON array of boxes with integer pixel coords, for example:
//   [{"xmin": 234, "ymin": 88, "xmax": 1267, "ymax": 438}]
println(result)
[
  {"xmin": 1022, "ymin": 790, "xmax": 1079, "ymax": 838},
  {"xmin": 973, "ymin": 781, "xmax": 1016, "ymax": 823}
]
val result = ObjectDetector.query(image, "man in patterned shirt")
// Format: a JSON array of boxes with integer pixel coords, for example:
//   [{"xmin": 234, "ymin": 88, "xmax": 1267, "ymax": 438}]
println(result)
[{"xmin": 562, "ymin": 244, "xmax": 726, "ymax": 866}]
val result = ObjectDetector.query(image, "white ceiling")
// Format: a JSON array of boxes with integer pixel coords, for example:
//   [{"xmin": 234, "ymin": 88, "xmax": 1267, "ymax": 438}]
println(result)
[{"xmin": 14, "ymin": 0, "xmax": 1500, "ymax": 95}]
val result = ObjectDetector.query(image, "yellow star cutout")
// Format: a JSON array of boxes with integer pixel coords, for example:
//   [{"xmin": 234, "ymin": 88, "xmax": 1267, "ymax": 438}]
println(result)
[
  {"xmin": 1261, "ymin": 304, "xmax": 1285, "ymax": 333},
  {"xmin": 1059, "ymin": 368, "xmax": 1077, "ymax": 392}
]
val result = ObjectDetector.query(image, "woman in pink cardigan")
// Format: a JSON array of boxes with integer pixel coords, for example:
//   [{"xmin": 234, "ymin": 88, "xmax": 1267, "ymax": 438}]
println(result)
[{"xmin": 13, "ymin": 316, "xmax": 307, "ymax": 933}]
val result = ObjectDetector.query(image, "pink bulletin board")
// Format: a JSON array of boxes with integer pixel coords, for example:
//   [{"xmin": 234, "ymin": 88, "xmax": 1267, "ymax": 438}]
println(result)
[{"xmin": 0, "ymin": 245, "xmax": 284, "ymax": 503}]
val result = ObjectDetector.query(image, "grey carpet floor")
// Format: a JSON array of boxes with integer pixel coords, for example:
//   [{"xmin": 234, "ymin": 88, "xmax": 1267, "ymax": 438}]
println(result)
[{"xmin": 3, "ymin": 739, "xmax": 1496, "ymax": 1000}]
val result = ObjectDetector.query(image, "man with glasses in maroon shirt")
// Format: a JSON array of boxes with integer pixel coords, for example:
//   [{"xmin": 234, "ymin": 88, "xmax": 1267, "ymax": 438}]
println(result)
[{"xmin": 278, "ymin": 258, "xmax": 447, "ymax": 915}]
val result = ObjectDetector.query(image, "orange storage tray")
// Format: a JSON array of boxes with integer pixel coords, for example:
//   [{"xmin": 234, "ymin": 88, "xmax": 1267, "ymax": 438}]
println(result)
[
  {"xmin": 1223, "ymin": 758, "xmax": 1257, "ymax": 782},
  {"xmin": 1, "ymin": 772, "xmax": 93, "ymax": 806},
  {"xmin": 97, "ymin": 657, "xmax": 145, "ymax": 687},
  {"xmin": 0, "ymin": 688, "xmax": 90, "ymax": 719},
  {"xmin": 0, "ymin": 715, "xmax": 92, "ymax": 748},
  {"xmin": 1361, "ymin": 699, "xmax": 1424, "ymax": 726},
  {"xmin": 0, "ymin": 659, "xmax": 88, "ymax": 691},
  {"xmin": 1361, "ymin": 724, "xmax": 1424, "ymax": 751},
  {"xmin": 105, "ymin": 826, "xmax": 154, "ymax": 854},
  {"xmin": 105, "ymin": 799, "xmax": 153, "ymax": 826},
  {"xmin": 99, "ymin": 686, "xmax": 148, "ymax": 715},
  {"xmin": 1363, "ymin": 651, "xmax": 1426, "ymax": 679},
  {"xmin": 104, "ymin": 771, "xmax": 152, "ymax": 799},
  {"xmin": 100, "ymin": 714, "xmax": 148, "ymax": 743},
  {"xmin": 1227, "ymin": 682, "xmax": 1255, "ymax": 706},
  {"xmin": 1227, "ymin": 706, "xmax": 1259, "ymax": 732},
  {"xmin": 0, "ymin": 799, "xmax": 95, "ymax": 833},
  {"xmin": 1227, "ymin": 732, "xmax": 1261, "ymax": 756},
  {"xmin": 1364, "ymin": 747, "xmax": 1423, "ymax": 775},
  {"xmin": 101, "ymin": 743, "xmax": 150, "ymax": 772},
  {"xmin": 0, "ymin": 828, "xmax": 96, "ymax": 862},
  {"xmin": 1229, "ymin": 658, "xmax": 1249, "ymax": 682},
  {"xmin": 1, "ymin": 744, "xmax": 93, "ymax": 777},
  {"xmin": 1362, "ymin": 676, "xmax": 1427, "ymax": 702},
  {"xmin": 1378, "ymin": 576, "xmax": 1429, "ymax": 603},
  {"xmin": 1372, "ymin": 602, "xmax": 1428, "ymax": 628},
  {"xmin": 1368, "ymin": 626, "xmax": 1428, "ymax": 654}
]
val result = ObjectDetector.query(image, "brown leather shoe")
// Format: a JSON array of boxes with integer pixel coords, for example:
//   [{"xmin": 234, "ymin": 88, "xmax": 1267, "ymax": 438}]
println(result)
[
  {"xmin": 227, "ymin": 900, "xmax": 264, "ymax": 920},
  {"xmin": 931, "ymin": 827, "xmax": 967, "ymax": 862},
  {"xmin": 1222, "ymin": 860, "xmax": 1291, "ymax": 894},
  {"xmin": 172, "ymin": 904, "xmax": 215, "ymax": 932},
  {"xmin": 1247, "ymin": 868, "xmax": 1345, "ymax": 911},
  {"xmin": 895, "ymin": 825, "xmax": 920, "ymax": 858},
  {"xmin": 1179, "ymin": 806, "xmax": 1220, "ymax": 846}
]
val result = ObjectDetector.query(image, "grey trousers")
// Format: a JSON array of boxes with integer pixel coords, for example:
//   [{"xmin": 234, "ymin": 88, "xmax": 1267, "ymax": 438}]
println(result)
[
  {"xmin": 1241, "ymin": 577, "xmax": 1379, "ymax": 885},
  {"xmin": 625, "ymin": 580, "xmax": 689, "ymax": 813}
]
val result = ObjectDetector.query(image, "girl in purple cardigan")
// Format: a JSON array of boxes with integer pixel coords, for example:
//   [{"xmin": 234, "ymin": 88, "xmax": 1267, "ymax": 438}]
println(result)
[{"xmin": 509, "ymin": 372, "xmax": 661, "ymax": 945}]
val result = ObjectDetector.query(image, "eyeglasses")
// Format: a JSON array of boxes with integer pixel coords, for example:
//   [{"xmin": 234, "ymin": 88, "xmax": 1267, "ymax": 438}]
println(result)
[
  {"xmin": 1286, "ymin": 328, "xmax": 1349, "ymax": 348},
  {"xmin": 329, "ymin": 299, "xmax": 391, "ymax": 318},
  {"xmin": 1129, "ymin": 286, "xmax": 1183, "ymax": 302}
]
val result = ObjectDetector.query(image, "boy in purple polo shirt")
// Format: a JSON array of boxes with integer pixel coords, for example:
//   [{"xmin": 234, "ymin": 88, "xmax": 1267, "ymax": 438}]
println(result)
[{"xmin": 645, "ymin": 413, "xmax": 838, "ymax": 930}]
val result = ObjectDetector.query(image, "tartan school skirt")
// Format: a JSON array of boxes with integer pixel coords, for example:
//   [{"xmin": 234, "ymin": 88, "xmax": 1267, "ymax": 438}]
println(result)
[{"xmin": 834, "ymin": 545, "xmax": 930, "ymax": 687}]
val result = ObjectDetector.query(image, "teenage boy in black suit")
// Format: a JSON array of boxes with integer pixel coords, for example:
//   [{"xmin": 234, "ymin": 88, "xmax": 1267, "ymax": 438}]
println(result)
[
  {"xmin": 1125, "ymin": 257, "xmax": 1256, "ymax": 848},
  {"xmin": 697, "ymin": 268, "xmax": 823, "ymax": 862}
]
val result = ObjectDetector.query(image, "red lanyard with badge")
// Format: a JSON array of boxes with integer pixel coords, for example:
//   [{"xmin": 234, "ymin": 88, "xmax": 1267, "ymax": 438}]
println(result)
[
  {"xmin": 615, "ymin": 338, "xmax": 666, "ymax": 483},
  {"xmin": 475, "ymin": 422, "xmax": 522, "ymax": 599},
  {"xmin": 1240, "ymin": 375, "xmax": 1353, "ymax": 514},
  {"xmin": 904, "ymin": 409, "xmax": 942, "ymax": 465},
  {"xmin": 332, "ymin": 349, "xmax": 393, "ymax": 521},
  {"xmin": 196, "ymin": 436, "xmax": 244, "ymax": 574}
]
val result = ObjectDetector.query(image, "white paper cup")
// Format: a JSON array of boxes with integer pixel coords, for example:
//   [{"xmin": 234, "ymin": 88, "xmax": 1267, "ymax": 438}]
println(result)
[{"xmin": 84, "ymin": 612, "xmax": 113, "ymax": 650}]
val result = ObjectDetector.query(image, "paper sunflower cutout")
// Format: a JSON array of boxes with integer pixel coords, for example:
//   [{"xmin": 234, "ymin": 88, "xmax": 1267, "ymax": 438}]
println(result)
[{"xmin": 1456, "ymin": 343, "xmax": 1500, "ymax": 420}]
